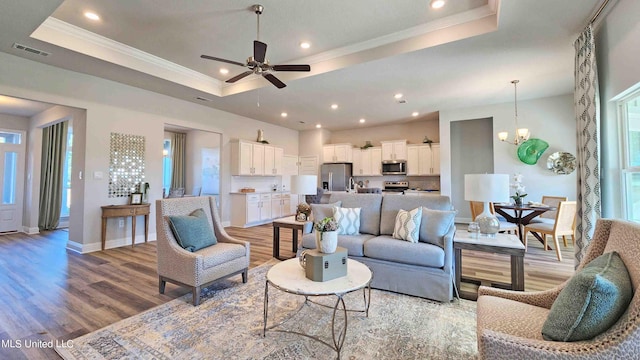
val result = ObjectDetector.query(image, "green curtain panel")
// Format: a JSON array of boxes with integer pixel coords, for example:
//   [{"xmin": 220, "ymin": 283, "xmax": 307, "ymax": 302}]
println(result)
[
  {"xmin": 38, "ymin": 121, "xmax": 68, "ymax": 231},
  {"xmin": 170, "ymin": 132, "xmax": 186, "ymax": 189}
]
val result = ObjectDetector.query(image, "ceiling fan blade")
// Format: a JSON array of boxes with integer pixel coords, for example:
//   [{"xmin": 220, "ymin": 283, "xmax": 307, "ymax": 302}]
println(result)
[
  {"xmin": 225, "ymin": 71, "xmax": 254, "ymax": 83},
  {"xmin": 272, "ymin": 64, "xmax": 311, "ymax": 72},
  {"xmin": 254, "ymin": 40, "xmax": 267, "ymax": 63},
  {"xmin": 200, "ymin": 55, "xmax": 246, "ymax": 67},
  {"xmin": 263, "ymin": 73, "xmax": 286, "ymax": 89}
]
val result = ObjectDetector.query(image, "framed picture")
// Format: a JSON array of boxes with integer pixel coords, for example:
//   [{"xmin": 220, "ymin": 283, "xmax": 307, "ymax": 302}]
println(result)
[{"xmin": 130, "ymin": 192, "xmax": 143, "ymax": 205}]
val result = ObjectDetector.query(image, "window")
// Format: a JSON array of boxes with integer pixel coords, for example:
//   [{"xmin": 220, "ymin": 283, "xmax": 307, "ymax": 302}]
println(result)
[
  {"xmin": 0, "ymin": 131, "xmax": 21, "ymax": 144},
  {"xmin": 621, "ymin": 91, "xmax": 640, "ymax": 222},
  {"xmin": 2, "ymin": 152, "xmax": 17, "ymax": 205},
  {"xmin": 162, "ymin": 139, "xmax": 172, "ymax": 193}
]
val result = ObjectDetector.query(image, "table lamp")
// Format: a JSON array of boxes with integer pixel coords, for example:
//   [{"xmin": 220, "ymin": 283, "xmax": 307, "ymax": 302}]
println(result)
[
  {"xmin": 290, "ymin": 175, "xmax": 317, "ymax": 221},
  {"xmin": 464, "ymin": 174, "xmax": 509, "ymax": 237}
]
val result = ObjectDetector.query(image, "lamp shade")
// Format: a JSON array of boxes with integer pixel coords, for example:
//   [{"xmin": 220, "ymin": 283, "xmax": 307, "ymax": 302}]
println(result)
[
  {"xmin": 464, "ymin": 174, "xmax": 509, "ymax": 203},
  {"xmin": 290, "ymin": 175, "xmax": 317, "ymax": 195}
]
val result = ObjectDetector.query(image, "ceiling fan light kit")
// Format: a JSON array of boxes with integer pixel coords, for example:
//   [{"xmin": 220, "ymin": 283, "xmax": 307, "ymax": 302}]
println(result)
[{"xmin": 200, "ymin": 4, "xmax": 310, "ymax": 89}]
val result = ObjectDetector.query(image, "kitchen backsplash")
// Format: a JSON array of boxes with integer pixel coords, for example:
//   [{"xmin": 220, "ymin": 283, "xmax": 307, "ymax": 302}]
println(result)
[{"xmin": 352, "ymin": 175, "xmax": 440, "ymax": 190}]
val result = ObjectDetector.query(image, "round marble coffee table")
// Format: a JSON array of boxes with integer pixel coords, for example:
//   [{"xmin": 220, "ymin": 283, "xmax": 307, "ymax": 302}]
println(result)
[{"xmin": 263, "ymin": 258, "xmax": 372, "ymax": 359}]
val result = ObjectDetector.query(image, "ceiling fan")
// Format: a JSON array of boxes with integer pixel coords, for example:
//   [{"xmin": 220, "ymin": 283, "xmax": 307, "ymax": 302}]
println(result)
[{"xmin": 201, "ymin": 4, "xmax": 311, "ymax": 89}]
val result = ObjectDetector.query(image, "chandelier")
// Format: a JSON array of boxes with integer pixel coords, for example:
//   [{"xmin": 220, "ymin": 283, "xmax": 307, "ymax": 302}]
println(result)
[{"xmin": 498, "ymin": 80, "xmax": 530, "ymax": 145}]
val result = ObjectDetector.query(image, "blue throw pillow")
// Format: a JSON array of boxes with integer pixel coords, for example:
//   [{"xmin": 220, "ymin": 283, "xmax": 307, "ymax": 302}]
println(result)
[
  {"xmin": 542, "ymin": 251, "xmax": 632, "ymax": 341},
  {"xmin": 168, "ymin": 208, "xmax": 217, "ymax": 252}
]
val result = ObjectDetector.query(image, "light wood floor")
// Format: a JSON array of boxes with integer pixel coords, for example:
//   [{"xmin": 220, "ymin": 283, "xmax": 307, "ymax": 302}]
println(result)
[{"xmin": 0, "ymin": 224, "xmax": 574, "ymax": 359}]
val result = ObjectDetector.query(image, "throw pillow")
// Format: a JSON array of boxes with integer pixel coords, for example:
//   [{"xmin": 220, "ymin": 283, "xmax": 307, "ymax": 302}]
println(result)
[
  {"xmin": 541, "ymin": 251, "xmax": 632, "ymax": 342},
  {"xmin": 333, "ymin": 207, "xmax": 361, "ymax": 235},
  {"xmin": 310, "ymin": 201, "xmax": 342, "ymax": 222},
  {"xmin": 392, "ymin": 207, "xmax": 423, "ymax": 243},
  {"xmin": 168, "ymin": 208, "xmax": 217, "ymax": 252},
  {"xmin": 419, "ymin": 207, "xmax": 457, "ymax": 247}
]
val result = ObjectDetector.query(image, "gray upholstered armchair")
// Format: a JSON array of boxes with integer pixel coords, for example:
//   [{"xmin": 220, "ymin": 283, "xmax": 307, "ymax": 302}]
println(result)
[
  {"xmin": 156, "ymin": 196, "xmax": 250, "ymax": 305},
  {"xmin": 476, "ymin": 219, "xmax": 640, "ymax": 359}
]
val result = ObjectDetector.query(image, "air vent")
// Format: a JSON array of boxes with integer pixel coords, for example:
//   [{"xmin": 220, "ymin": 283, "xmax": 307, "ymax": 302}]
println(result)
[
  {"xmin": 397, "ymin": 99, "xmax": 407, "ymax": 104},
  {"xmin": 195, "ymin": 96, "xmax": 212, "ymax": 102},
  {"xmin": 12, "ymin": 43, "xmax": 50, "ymax": 57}
]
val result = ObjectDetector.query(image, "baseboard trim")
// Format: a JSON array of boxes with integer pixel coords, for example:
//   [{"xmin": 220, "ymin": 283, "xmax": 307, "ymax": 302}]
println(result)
[
  {"xmin": 23, "ymin": 226, "xmax": 39, "ymax": 234},
  {"xmin": 67, "ymin": 233, "xmax": 158, "ymax": 253}
]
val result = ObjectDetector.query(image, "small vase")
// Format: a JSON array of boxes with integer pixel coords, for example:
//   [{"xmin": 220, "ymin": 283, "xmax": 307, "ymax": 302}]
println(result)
[
  {"xmin": 515, "ymin": 198, "xmax": 523, "ymax": 207},
  {"xmin": 315, "ymin": 231, "xmax": 338, "ymax": 253}
]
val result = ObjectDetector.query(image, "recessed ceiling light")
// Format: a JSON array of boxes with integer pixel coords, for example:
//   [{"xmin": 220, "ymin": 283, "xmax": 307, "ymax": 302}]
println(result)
[
  {"xmin": 430, "ymin": 0, "xmax": 445, "ymax": 9},
  {"xmin": 84, "ymin": 12, "xmax": 100, "ymax": 21},
  {"xmin": 331, "ymin": 104, "xmax": 338, "ymax": 110},
  {"xmin": 281, "ymin": 112, "xmax": 288, "ymax": 118},
  {"xmin": 412, "ymin": 112, "xmax": 419, "ymax": 117},
  {"xmin": 219, "ymin": 68, "xmax": 229, "ymax": 75},
  {"xmin": 359, "ymin": 118, "xmax": 366, "ymax": 123},
  {"xmin": 394, "ymin": 93, "xmax": 403, "ymax": 99},
  {"xmin": 300, "ymin": 42, "xmax": 311, "ymax": 49},
  {"xmin": 316, "ymin": 124, "xmax": 322, "ymax": 129}
]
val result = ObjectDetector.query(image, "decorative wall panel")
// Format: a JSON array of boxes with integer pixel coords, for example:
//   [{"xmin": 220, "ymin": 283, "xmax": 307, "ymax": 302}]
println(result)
[{"xmin": 109, "ymin": 133, "xmax": 145, "ymax": 198}]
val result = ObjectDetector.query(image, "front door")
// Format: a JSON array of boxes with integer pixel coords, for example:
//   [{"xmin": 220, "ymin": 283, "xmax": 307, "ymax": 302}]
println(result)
[{"xmin": 0, "ymin": 129, "xmax": 26, "ymax": 233}]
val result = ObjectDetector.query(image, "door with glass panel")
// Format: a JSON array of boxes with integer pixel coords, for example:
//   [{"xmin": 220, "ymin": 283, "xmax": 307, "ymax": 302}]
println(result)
[{"xmin": 0, "ymin": 130, "xmax": 26, "ymax": 233}]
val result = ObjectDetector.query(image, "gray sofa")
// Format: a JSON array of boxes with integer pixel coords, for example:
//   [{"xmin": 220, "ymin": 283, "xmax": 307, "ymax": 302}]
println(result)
[{"xmin": 299, "ymin": 193, "xmax": 456, "ymax": 302}]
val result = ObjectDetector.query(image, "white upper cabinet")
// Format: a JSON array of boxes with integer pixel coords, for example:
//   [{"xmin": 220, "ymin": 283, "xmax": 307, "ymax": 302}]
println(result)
[
  {"xmin": 322, "ymin": 144, "xmax": 352, "ymax": 163},
  {"xmin": 381, "ymin": 140, "xmax": 407, "ymax": 161},
  {"xmin": 352, "ymin": 147, "xmax": 382, "ymax": 176},
  {"xmin": 231, "ymin": 139, "xmax": 283, "ymax": 176},
  {"xmin": 406, "ymin": 143, "xmax": 440, "ymax": 176}
]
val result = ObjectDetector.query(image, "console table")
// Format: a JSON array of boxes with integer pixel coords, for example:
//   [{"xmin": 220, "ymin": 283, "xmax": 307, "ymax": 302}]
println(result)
[{"xmin": 101, "ymin": 204, "xmax": 150, "ymax": 250}]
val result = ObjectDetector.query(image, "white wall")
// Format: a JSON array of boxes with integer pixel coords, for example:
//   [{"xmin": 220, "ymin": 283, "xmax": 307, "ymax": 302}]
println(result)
[
  {"xmin": 329, "ymin": 119, "xmax": 440, "ymax": 147},
  {"xmin": 440, "ymin": 94, "xmax": 576, "ymax": 219},
  {"xmin": 0, "ymin": 51, "xmax": 298, "ymax": 252},
  {"xmin": 0, "ymin": 114, "xmax": 30, "ymax": 130},
  {"xmin": 596, "ymin": 0, "xmax": 640, "ymax": 218}
]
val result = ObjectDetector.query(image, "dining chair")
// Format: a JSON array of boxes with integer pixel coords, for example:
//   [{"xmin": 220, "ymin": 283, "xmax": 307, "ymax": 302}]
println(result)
[
  {"xmin": 522, "ymin": 200, "xmax": 577, "ymax": 261},
  {"xmin": 469, "ymin": 201, "xmax": 519, "ymax": 236},
  {"xmin": 538, "ymin": 195, "xmax": 568, "ymax": 222}
]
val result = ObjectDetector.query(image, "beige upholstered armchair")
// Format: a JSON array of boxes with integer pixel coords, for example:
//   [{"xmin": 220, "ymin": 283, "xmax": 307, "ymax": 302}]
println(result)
[
  {"xmin": 476, "ymin": 219, "xmax": 640, "ymax": 359},
  {"xmin": 156, "ymin": 196, "xmax": 250, "ymax": 305}
]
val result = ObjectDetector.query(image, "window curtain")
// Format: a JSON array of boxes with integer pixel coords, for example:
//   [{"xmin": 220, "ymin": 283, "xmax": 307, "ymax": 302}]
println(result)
[
  {"xmin": 38, "ymin": 121, "xmax": 68, "ymax": 231},
  {"xmin": 170, "ymin": 132, "xmax": 186, "ymax": 189},
  {"xmin": 573, "ymin": 24, "xmax": 602, "ymax": 267}
]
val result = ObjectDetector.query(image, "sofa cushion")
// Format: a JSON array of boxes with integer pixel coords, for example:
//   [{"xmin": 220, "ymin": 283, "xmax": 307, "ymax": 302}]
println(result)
[
  {"xmin": 364, "ymin": 235, "xmax": 445, "ymax": 268},
  {"xmin": 419, "ymin": 208, "xmax": 456, "ymax": 248},
  {"xmin": 198, "ymin": 242, "xmax": 247, "ymax": 270},
  {"xmin": 392, "ymin": 207, "xmax": 422, "ymax": 243},
  {"xmin": 334, "ymin": 207, "xmax": 361, "ymax": 235},
  {"xmin": 380, "ymin": 194, "xmax": 452, "ymax": 235},
  {"xmin": 542, "ymin": 251, "xmax": 632, "ymax": 341},
  {"xmin": 310, "ymin": 201, "xmax": 342, "ymax": 222},
  {"xmin": 329, "ymin": 193, "xmax": 383, "ymax": 235},
  {"xmin": 301, "ymin": 232, "xmax": 373, "ymax": 256},
  {"xmin": 168, "ymin": 208, "xmax": 217, "ymax": 252}
]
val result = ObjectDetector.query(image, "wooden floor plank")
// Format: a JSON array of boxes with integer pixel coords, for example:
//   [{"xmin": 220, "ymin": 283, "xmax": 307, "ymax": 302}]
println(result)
[{"xmin": 0, "ymin": 222, "xmax": 574, "ymax": 358}]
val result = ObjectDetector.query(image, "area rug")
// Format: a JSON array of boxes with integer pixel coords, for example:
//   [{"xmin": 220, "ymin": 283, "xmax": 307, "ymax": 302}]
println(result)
[{"xmin": 56, "ymin": 262, "xmax": 478, "ymax": 359}]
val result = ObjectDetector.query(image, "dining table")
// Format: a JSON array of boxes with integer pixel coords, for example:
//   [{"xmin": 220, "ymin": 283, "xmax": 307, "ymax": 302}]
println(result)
[{"xmin": 493, "ymin": 203, "xmax": 556, "ymax": 249}]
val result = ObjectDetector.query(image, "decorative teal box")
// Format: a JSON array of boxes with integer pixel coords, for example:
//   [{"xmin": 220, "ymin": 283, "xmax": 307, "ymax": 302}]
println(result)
[{"xmin": 304, "ymin": 247, "xmax": 348, "ymax": 282}]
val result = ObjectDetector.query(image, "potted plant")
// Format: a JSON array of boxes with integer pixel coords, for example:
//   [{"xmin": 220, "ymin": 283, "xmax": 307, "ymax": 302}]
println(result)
[
  {"xmin": 510, "ymin": 173, "xmax": 527, "ymax": 206},
  {"xmin": 314, "ymin": 217, "xmax": 339, "ymax": 253}
]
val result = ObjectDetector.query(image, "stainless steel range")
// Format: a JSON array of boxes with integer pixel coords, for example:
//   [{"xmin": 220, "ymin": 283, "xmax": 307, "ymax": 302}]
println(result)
[{"xmin": 383, "ymin": 181, "xmax": 409, "ymax": 193}]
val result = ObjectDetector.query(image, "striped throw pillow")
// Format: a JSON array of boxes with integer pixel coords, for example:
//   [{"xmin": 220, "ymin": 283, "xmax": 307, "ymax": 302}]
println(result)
[
  {"xmin": 333, "ymin": 207, "xmax": 361, "ymax": 235},
  {"xmin": 392, "ymin": 207, "xmax": 423, "ymax": 243}
]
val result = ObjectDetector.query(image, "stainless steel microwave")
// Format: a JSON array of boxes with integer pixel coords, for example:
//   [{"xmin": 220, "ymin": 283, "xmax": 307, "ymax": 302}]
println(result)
[{"xmin": 381, "ymin": 160, "xmax": 406, "ymax": 175}]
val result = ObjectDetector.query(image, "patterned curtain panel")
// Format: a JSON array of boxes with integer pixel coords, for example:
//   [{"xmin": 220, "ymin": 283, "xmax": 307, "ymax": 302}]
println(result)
[
  {"xmin": 170, "ymin": 132, "xmax": 186, "ymax": 189},
  {"xmin": 573, "ymin": 24, "xmax": 602, "ymax": 267},
  {"xmin": 38, "ymin": 121, "xmax": 68, "ymax": 231}
]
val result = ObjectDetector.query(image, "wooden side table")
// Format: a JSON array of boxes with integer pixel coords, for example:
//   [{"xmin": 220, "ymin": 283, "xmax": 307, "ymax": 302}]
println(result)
[
  {"xmin": 101, "ymin": 204, "xmax": 151, "ymax": 250},
  {"xmin": 272, "ymin": 216, "xmax": 310, "ymax": 260},
  {"xmin": 454, "ymin": 231, "xmax": 525, "ymax": 300}
]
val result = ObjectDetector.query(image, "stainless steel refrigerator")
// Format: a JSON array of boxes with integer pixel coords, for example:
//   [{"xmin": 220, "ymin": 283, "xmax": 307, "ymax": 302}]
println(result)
[{"xmin": 321, "ymin": 163, "xmax": 352, "ymax": 191}]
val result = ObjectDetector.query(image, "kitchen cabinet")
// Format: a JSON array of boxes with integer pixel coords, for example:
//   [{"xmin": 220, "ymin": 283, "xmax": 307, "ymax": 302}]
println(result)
[
  {"xmin": 231, "ymin": 193, "xmax": 274, "ymax": 227},
  {"xmin": 407, "ymin": 143, "xmax": 440, "ymax": 175},
  {"xmin": 381, "ymin": 140, "xmax": 407, "ymax": 161},
  {"xmin": 231, "ymin": 139, "xmax": 283, "ymax": 176},
  {"xmin": 264, "ymin": 145, "xmax": 284, "ymax": 175},
  {"xmin": 271, "ymin": 193, "xmax": 293, "ymax": 218},
  {"xmin": 322, "ymin": 144, "xmax": 352, "ymax": 163},
  {"xmin": 352, "ymin": 147, "xmax": 382, "ymax": 176}
]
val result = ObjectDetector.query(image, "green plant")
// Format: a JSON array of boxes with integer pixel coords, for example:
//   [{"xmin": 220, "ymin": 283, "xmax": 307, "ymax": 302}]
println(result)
[{"xmin": 314, "ymin": 217, "xmax": 338, "ymax": 232}]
